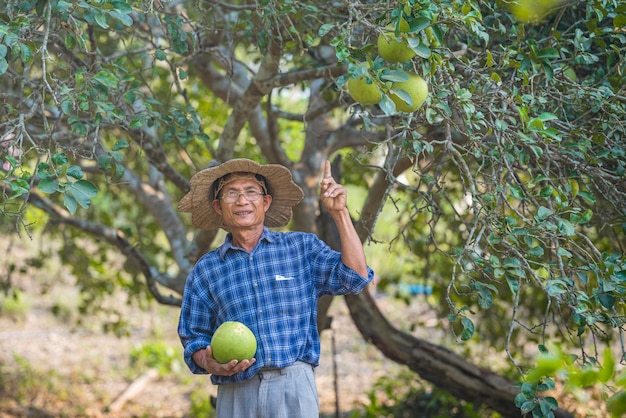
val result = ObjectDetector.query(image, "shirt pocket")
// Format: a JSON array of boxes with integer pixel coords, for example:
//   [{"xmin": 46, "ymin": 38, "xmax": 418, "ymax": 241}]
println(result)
[{"xmin": 268, "ymin": 273, "xmax": 311, "ymax": 318}]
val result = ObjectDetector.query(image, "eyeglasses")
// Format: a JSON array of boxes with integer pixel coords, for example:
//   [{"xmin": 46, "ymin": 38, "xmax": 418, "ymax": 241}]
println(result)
[{"xmin": 219, "ymin": 190, "xmax": 265, "ymax": 203}]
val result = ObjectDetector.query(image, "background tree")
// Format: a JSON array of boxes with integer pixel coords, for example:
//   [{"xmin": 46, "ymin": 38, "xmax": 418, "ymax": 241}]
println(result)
[{"xmin": 1, "ymin": 0, "xmax": 625, "ymax": 416}]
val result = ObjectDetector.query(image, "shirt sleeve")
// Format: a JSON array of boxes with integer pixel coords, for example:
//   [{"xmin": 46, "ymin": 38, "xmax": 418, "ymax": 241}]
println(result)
[
  {"xmin": 306, "ymin": 234, "xmax": 375, "ymax": 296},
  {"xmin": 178, "ymin": 263, "xmax": 213, "ymax": 375}
]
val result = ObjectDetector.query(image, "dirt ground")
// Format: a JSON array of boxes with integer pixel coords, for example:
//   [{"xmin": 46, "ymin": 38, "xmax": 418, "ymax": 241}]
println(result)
[
  {"xmin": 0, "ymin": 293, "xmax": 405, "ymax": 417},
  {"xmin": 0, "ymin": 299, "xmax": 398, "ymax": 417},
  {"xmin": 0, "ymin": 239, "xmax": 421, "ymax": 417}
]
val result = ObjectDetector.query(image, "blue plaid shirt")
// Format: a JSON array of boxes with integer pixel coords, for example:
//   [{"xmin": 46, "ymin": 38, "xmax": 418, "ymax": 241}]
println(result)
[{"xmin": 178, "ymin": 227, "xmax": 374, "ymax": 385}]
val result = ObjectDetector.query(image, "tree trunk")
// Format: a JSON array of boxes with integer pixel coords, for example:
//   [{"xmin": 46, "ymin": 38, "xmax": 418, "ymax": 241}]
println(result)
[{"xmin": 344, "ymin": 290, "xmax": 574, "ymax": 418}]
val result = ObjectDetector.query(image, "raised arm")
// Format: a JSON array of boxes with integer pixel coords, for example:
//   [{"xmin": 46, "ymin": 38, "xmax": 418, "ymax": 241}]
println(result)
[{"xmin": 319, "ymin": 160, "xmax": 368, "ymax": 277}]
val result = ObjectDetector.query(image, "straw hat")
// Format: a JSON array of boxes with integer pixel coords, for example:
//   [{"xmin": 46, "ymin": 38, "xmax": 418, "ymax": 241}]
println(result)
[{"xmin": 178, "ymin": 159, "xmax": 304, "ymax": 230}]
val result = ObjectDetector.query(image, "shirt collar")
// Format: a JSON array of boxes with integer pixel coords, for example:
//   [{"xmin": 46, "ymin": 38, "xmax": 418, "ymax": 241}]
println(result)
[{"xmin": 218, "ymin": 227, "xmax": 277, "ymax": 259}]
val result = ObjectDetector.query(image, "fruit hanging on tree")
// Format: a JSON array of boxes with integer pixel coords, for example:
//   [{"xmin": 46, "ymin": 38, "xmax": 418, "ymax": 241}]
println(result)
[
  {"xmin": 389, "ymin": 72, "xmax": 428, "ymax": 113},
  {"xmin": 347, "ymin": 76, "xmax": 382, "ymax": 105},
  {"xmin": 377, "ymin": 30, "xmax": 416, "ymax": 63}
]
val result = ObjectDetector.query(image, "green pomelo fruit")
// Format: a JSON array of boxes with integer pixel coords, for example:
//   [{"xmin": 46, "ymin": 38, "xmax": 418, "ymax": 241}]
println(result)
[
  {"xmin": 377, "ymin": 31, "xmax": 416, "ymax": 63},
  {"xmin": 511, "ymin": 0, "xmax": 562, "ymax": 23},
  {"xmin": 398, "ymin": 17, "xmax": 410, "ymax": 33},
  {"xmin": 211, "ymin": 321, "xmax": 257, "ymax": 363},
  {"xmin": 389, "ymin": 73, "xmax": 428, "ymax": 113},
  {"xmin": 347, "ymin": 76, "xmax": 382, "ymax": 105}
]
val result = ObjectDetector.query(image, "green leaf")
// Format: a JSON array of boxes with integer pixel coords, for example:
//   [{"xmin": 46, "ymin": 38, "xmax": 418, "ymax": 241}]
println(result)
[
  {"xmin": 506, "ymin": 269, "xmax": 526, "ymax": 279},
  {"xmin": 154, "ymin": 49, "xmax": 167, "ymax": 61},
  {"xmin": 599, "ymin": 292, "xmax": 615, "ymax": 309},
  {"xmin": 615, "ymin": 14, "xmax": 626, "ymax": 29},
  {"xmin": 8, "ymin": 178, "xmax": 31, "ymax": 198},
  {"xmin": 503, "ymin": 257, "xmax": 521, "ymax": 269},
  {"xmin": 64, "ymin": 193, "xmax": 78, "ymax": 215},
  {"xmin": 515, "ymin": 392, "xmax": 529, "ymax": 408},
  {"xmin": 509, "ymin": 185, "xmax": 525, "ymax": 200},
  {"xmin": 55, "ymin": 1, "xmax": 72, "ymax": 11},
  {"xmin": 113, "ymin": 139, "xmax": 129, "ymax": 151},
  {"xmin": 411, "ymin": 43, "xmax": 431, "ymax": 59},
  {"xmin": 318, "ymin": 23, "xmax": 334, "ymax": 37},
  {"xmin": 20, "ymin": 43, "xmax": 33, "ymax": 64},
  {"xmin": 37, "ymin": 162, "xmax": 52, "ymax": 177},
  {"xmin": 460, "ymin": 317, "xmax": 475, "ymax": 341},
  {"xmin": 407, "ymin": 16, "xmax": 430, "ymax": 33},
  {"xmin": 65, "ymin": 179, "xmax": 98, "ymax": 212},
  {"xmin": 495, "ymin": 119, "xmax": 508, "ymax": 131},
  {"xmin": 537, "ymin": 206, "xmax": 553, "ymax": 220},
  {"xmin": 539, "ymin": 396, "xmax": 559, "ymax": 414},
  {"xmin": 97, "ymin": 154, "xmax": 111, "ymax": 170},
  {"xmin": 129, "ymin": 116, "xmax": 144, "ymax": 129},
  {"xmin": 94, "ymin": 70, "xmax": 119, "ymax": 88},
  {"xmin": 0, "ymin": 58, "xmax": 9, "ymax": 76},
  {"xmin": 598, "ymin": 346, "xmax": 615, "ymax": 383},
  {"xmin": 380, "ymin": 69, "xmax": 409, "ymax": 83},
  {"xmin": 108, "ymin": 10, "xmax": 133, "ymax": 26},
  {"xmin": 94, "ymin": 12, "xmax": 110, "ymax": 29},
  {"xmin": 529, "ymin": 246, "xmax": 544, "ymax": 257},
  {"xmin": 489, "ymin": 254, "xmax": 500, "ymax": 267},
  {"xmin": 537, "ymin": 48, "xmax": 559, "ymax": 59},
  {"xmin": 557, "ymin": 218, "xmax": 575, "ymax": 236},
  {"xmin": 571, "ymin": 209, "xmax": 593, "ymax": 224},
  {"xmin": 51, "ymin": 153, "xmax": 69, "ymax": 165},
  {"xmin": 506, "ymin": 275, "xmax": 519, "ymax": 294},
  {"xmin": 577, "ymin": 191, "xmax": 596, "ymax": 204},
  {"xmin": 110, "ymin": 1, "xmax": 133, "ymax": 13},
  {"xmin": 475, "ymin": 283, "xmax": 495, "ymax": 309},
  {"xmin": 607, "ymin": 391, "xmax": 626, "ymax": 416},
  {"xmin": 390, "ymin": 87, "xmax": 413, "ymax": 106},
  {"xmin": 540, "ymin": 127, "xmax": 562, "ymax": 141},
  {"xmin": 66, "ymin": 165, "xmax": 84, "ymax": 179},
  {"xmin": 520, "ymin": 400, "xmax": 536, "ymax": 414},
  {"xmin": 378, "ymin": 95, "xmax": 396, "ymax": 115},
  {"xmin": 557, "ymin": 247, "xmax": 572, "ymax": 258},
  {"xmin": 528, "ymin": 117, "xmax": 544, "ymax": 130},
  {"xmin": 546, "ymin": 280, "xmax": 568, "ymax": 296},
  {"xmin": 38, "ymin": 177, "xmax": 59, "ymax": 193},
  {"xmin": 539, "ymin": 185, "xmax": 553, "ymax": 198},
  {"xmin": 61, "ymin": 100, "xmax": 73, "ymax": 115}
]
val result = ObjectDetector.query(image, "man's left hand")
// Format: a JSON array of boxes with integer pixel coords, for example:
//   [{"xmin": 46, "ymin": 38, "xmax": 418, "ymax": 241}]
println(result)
[{"xmin": 320, "ymin": 160, "xmax": 347, "ymax": 212}]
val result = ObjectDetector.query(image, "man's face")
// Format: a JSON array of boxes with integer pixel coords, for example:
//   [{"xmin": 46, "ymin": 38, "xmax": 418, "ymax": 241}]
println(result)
[{"xmin": 211, "ymin": 177, "xmax": 272, "ymax": 230}]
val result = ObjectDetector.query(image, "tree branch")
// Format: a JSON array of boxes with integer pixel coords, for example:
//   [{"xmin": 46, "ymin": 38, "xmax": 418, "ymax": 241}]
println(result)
[{"xmin": 2, "ymin": 184, "xmax": 182, "ymax": 305}]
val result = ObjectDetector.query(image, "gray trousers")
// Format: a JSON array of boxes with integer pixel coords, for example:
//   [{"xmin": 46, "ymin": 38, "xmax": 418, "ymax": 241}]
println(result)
[{"xmin": 216, "ymin": 361, "xmax": 319, "ymax": 418}]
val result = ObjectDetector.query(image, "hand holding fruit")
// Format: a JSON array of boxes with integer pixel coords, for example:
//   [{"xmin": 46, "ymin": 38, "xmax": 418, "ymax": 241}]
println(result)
[
  {"xmin": 196, "ymin": 346, "xmax": 256, "ymax": 376},
  {"xmin": 193, "ymin": 321, "xmax": 257, "ymax": 375}
]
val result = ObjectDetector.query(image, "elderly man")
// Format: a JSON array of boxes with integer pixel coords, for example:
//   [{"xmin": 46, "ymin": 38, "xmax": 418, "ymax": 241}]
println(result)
[{"xmin": 177, "ymin": 158, "xmax": 374, "ymax": 417}]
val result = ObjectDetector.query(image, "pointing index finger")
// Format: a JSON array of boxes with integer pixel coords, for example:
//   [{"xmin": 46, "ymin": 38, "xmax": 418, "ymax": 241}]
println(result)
[{"xmin": 324, "ymin": 160, "xmax": 332, "ymax": 179}]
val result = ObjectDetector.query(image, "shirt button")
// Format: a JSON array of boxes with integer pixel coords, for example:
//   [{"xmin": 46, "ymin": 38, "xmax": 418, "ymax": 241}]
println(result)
[{"xmin": 258, "ymin": 309, "xmax": 263, "ymax": 313}]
